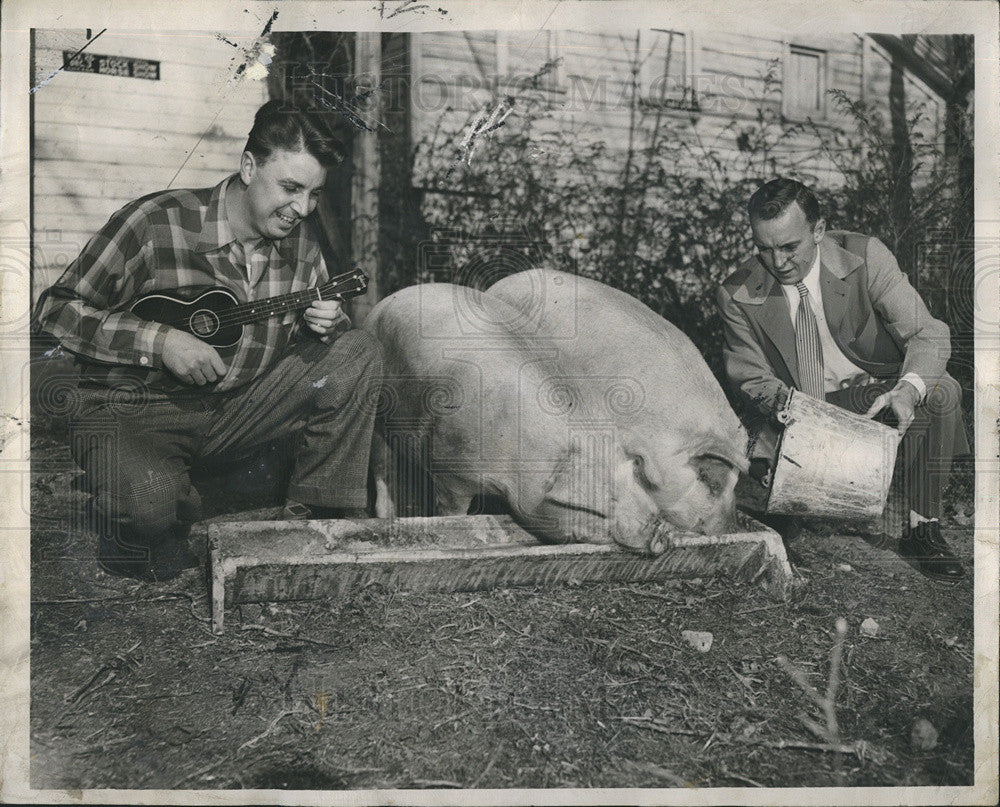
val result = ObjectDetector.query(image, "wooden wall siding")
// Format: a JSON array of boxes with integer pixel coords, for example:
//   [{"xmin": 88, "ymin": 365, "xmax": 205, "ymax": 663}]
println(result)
[
  {"xmin": 410, "ymin": 30, "xmax": 942, "ymax": 195},
  {"xmin": 32, "ymin": 30, "xmax": 268, "ymax": 297}
]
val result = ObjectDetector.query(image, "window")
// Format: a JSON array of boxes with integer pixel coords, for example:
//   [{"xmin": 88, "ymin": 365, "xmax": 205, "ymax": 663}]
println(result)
[
  {"xmin": 497, "ymin": 29, "xmax": 563, "ymax": 92},
  {"xmin": 640, "ymin": 29, "xmax": 697, "ymax": 110},
  {"xmin": 784, "ymin": 44, "xmax": 827, "ymax": 120}
]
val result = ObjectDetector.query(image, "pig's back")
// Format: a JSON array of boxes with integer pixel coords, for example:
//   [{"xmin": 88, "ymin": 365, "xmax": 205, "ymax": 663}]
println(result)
[
  {"xmin": 488, "ymin": 268, "xmax": 745, "ymax": 464},
  {"xmin": 364, "ymin": 282, "xmax": 585, "ymax": 463}
]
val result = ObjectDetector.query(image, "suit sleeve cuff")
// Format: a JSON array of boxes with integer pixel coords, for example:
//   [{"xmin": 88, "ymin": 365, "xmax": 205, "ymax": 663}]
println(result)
[{"xmin": 898, "ymin": 372, "xmax": 926, "ymax": 402}]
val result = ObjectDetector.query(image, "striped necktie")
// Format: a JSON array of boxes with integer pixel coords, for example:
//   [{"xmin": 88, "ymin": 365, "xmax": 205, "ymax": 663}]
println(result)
[{"xmin": 794, "ymin": 281, "xmax": 825, "ymax": 399}]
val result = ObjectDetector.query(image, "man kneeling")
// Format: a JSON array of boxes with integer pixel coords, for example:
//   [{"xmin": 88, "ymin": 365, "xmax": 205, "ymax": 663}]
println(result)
[
  {"xmin": 35, "ymin": 100, "xmax": 383, "ymax": 582},
  {"xmin": 717, "ymin": 178, "xmax": 968, "ymax": 582}
]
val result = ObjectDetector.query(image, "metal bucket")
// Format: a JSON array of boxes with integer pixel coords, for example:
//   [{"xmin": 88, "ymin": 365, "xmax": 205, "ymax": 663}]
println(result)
[{"xmin": 766, "ymin": 389, "xmax": 900, "ymax": 521}]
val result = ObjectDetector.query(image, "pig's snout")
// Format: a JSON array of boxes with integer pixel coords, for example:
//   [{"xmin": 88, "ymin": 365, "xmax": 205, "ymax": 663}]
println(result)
[
  {"xmin": 609, "ymin": 514, "xmax": 672, "ymax": 556},
  {"xmin": 646, "ymin": 521, "xmax": 674, "ymax": 555}
]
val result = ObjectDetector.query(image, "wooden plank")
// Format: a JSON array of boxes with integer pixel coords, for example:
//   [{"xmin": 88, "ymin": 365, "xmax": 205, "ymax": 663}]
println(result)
[
  {"xmin": 33, "ymin": 138, "xmax": 236, "ymax": 173},
  {"xmin": 33, "ymin": 102, "xmax": 257, "ymax": 139},
  {"xmin": 33, "ymin": 81, "xmax": 265, "ymax": 115},
  {"xmin": 208, "ymin": 514, "xmax": 790, "ymax": 633}
]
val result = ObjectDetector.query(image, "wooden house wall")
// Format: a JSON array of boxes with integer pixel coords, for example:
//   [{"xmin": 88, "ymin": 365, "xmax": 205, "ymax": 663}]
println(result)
[
  {"xmin": 31, "ymin": 29, "xmax": 268, "ymax": 298},
  {"xmin": 409, "ymin": 30, "xmax": 945, "ymax": 196}
]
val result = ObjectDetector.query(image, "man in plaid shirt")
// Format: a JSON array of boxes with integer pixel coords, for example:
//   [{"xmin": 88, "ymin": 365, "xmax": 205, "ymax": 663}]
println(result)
[{"xmin": 36, "ymin": 100, "xmax": 383, "ymax": 582}]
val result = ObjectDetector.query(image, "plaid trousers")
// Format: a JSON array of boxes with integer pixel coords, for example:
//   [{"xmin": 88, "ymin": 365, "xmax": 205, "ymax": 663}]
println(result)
[{"xmin": 68, "ymin": 329, "xmax": 383, "ymax": 559}]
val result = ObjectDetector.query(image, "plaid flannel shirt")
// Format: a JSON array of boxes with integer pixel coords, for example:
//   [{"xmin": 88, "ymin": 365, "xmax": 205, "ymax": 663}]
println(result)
[{"xmin": 36, "ymin": 175, "xmax": 329, "ymax": 392}]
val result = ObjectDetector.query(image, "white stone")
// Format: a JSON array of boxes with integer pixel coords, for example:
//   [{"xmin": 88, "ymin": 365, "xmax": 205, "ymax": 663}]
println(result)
[
  {"xmin": 910, "ymin": 718, "xmax": 938, "ymax": 750},
  {"xmin": 681, "ymin": 630, "xmax": 713, "ymax": 653}
]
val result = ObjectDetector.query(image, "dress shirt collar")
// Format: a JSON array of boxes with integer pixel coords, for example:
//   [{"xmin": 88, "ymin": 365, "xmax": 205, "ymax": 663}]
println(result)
[
  {"xmin": 782, "ymin": 246, "xmax": 823, "ymax": 309},
  {"xmin": 800, "ymin": 247, "xmax": 822, "ymax": 294}
]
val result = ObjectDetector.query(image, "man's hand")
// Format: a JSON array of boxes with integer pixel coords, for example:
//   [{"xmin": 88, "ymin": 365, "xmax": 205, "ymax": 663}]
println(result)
[
  {"xmin": 303, "ymin": 299, "xmax": 347, "ymax": 338},
  {"xmin": 864, "ymin": 380, "xmax": 921, "ymax": 435},
  {"xmin": 162, "ymin": 329, "xmax": 228, "ymax": 386}
]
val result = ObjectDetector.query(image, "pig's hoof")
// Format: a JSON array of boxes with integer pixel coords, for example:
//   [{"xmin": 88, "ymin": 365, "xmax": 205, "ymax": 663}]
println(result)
[{"xmin": 647, "ymin": 535, "xmax": 666, "ymax": 556}]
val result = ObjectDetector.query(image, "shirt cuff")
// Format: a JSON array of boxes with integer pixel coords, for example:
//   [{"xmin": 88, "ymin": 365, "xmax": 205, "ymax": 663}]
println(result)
[
  {"xmin": 132, "ymin": 321, "xmax": 174, "ymax": 369},
  {"xmin": 898, "ymin": 372, "xmax": 926, "ymax": 402}
]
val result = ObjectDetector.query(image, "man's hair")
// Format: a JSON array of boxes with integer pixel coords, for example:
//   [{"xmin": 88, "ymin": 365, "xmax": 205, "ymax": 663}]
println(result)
[
  {"xmin": 244, "ymin": 99, "xmax": 344, "ymax": 168},
  {"xmin": 747, "ymin": 178, "xmax": 821, "ymax": 226}
]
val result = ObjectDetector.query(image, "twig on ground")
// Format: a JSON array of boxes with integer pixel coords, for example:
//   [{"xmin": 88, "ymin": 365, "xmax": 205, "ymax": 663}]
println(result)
[
  {"xmin": 432, "ymin": 709, "xmax": 473, "ymax": 730},
  {"xmin": 718, "ymin": 766, "xmax": 766, "ymax": 788},
  {"xmin": 239, "ymin": 623, "xmax": 342, "ymax": 649},
  {"xmin": 173, "ymin": 756, "xmax": 229, "ymax": 788},
  {"xmin": 607, "ymin": 586, "xmax": 683, "ymax": 603},
  {"xmin": 63, "ymin": 639, "xmax": 141, "ymax": 704},
  {"xmin": 236, "ymin": 709, "xmax": 301, "ymax": 753},
  {"xmin": 754, "ymin": 738, "xmax": 863, "ymax": 755},
  {"xmin": 74, "ymin": 735, "xmax": 138, "ymax": 755},
  {"xmin": 470, "ymin": 740, "xmax": 506, "ymax": 788},
  {"xmin": 619, "ymin": 715, "xmax": 882, "ymax": 761},
  {"xmin": 776, "ymin": 617, "xmax": 848, "ymax": 746},
  {"xmin": 824, "ymin": 617, "xmax": 848, "ymax": 738},
  {"xmin": 619, "ymin": 716, "xmax": 699, "ymax": 736},
  {"xmin": 584, "ymin": 635, "xmax": 674, "ymax": 669},
  {"xmin": 736, "ymin": 603, "xmax": 785, "ymax": 615},
  {"xmin": 512, "ymin": 700, "xmax": 558, "ymax": 713},
  {"xmin": 64, "ymin": 667, "xmax": 116, "ymax": 705},
  {"xmin": 621, "ymin": 759, "xmax": 689, "ymax": 787},
  {"xmin": 410, "ymin": 779, "xmax": 463, "ymax": 788}
]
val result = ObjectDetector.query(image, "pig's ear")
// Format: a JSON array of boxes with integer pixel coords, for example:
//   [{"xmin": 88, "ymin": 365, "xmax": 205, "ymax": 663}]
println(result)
[
  {"xmin": 691, "ymin": 453, "xmax": 736, "ymax": 497},
  {"xmin": 630, "ymin": 453, "xmax": 663, "ymax": 492}
]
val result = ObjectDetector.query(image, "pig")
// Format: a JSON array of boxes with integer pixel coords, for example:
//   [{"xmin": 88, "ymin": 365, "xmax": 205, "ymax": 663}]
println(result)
[
  {"xmin": 363, "ymin": 282, "xmax": 668, "ymax": 553},
  {"xmin": 488, "ymin": 268, "xmax": 748, "ymax": 536}
]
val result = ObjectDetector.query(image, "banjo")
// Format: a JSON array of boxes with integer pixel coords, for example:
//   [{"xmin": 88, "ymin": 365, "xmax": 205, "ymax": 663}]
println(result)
[{"xmin": 128, "ymin": 268, "xmax": 368, "ymax": 348}]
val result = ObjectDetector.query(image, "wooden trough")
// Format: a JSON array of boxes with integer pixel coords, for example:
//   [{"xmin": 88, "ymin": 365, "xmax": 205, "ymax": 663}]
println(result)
[{"xmin": 208, "ymin": 513, "xmax": 791, "ymax": 634}]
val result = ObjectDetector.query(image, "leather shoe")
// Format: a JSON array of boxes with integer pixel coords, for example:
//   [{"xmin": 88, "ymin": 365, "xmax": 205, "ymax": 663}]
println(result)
[
  {"xmin": 97, "ymin": 535, "xmax": 199, "ymax": 583},
  {"xmin": 899, "ymin": 520, "xmax": 965, "ymax": 582}
]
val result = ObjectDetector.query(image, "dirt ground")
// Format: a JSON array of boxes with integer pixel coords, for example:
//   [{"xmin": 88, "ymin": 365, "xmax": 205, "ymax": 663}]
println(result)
[{"xmin": 28, "ymin": 426, "xmax": 975, "ymax": 792}]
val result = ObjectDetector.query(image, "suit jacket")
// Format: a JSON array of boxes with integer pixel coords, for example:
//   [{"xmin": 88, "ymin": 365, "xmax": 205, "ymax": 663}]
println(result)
[{"xmin": 717, "ymin": 231, "xmax": 950, "ymax": 453}]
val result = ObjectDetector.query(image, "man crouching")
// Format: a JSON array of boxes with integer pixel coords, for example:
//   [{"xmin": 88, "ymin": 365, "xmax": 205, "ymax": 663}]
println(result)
[{"xmin": 34, "ymin": 100, "xmax": 383, "ymax": 582}]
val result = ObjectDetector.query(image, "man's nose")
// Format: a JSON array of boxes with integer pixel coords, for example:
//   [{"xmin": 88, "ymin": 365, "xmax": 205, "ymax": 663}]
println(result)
[{"xmin": 290, "ymin": 192, "xmax": 309, "ymax": 216}]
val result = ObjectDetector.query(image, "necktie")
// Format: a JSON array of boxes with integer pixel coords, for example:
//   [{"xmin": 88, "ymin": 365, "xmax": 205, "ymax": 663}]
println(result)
[{"xmin": 794, "ymin": 281, "xmax": 825, "ymax": 399}]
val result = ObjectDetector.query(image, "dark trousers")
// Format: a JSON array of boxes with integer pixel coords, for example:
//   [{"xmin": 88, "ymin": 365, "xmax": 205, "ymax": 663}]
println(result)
[
  {"xmin": 824, "ymin": 373, "xmax": 969, "ymax": 521},
  {"xmin": 68, "ymin": 330, "xmax": 382, "ymax": 561}
]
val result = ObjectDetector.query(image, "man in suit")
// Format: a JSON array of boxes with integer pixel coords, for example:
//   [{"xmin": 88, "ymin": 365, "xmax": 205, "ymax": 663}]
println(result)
[{"xmin": 717, "ymin": 178, "xmax": 968, "ymax": 581}]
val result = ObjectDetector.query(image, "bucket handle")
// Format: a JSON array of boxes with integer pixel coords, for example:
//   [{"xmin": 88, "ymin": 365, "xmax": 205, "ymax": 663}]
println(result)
[{"xmin": 777, "ymin": 388, "xmax": 796, "ymax": 426}]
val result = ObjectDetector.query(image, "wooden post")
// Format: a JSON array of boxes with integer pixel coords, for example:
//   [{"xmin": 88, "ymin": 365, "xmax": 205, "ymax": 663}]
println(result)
[{"xmin": 350, "ymin": 31, "xmax": 382, "ymax": 326}]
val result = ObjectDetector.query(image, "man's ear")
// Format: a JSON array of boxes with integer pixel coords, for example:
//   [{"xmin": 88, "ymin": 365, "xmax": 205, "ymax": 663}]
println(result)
[
  {"xmin": 238, "ymin": 151, "xmax": 257, "ymax": 185},
  {"xmin": 813, "ymin": 217, "xmax": 826, "ymax": 243}
]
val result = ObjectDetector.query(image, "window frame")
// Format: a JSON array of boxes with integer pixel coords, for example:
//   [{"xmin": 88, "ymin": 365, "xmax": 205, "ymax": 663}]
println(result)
[
  {"xmin": 638, "ymin": 28, "xmax": 698, "ymax": 112},
  {"xmin": 496, "ymin": 29, "xmax": 565, "ymax": 94},
  {"xmin": 782, "ymin": 42, "xmax": 829, "ymax": 121}
]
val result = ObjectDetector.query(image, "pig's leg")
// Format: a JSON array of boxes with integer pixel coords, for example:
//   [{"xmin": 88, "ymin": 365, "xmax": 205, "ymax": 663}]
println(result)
[{"xmin": 369, "ymin": 426, "xmax": 396, "ymax": 519}]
